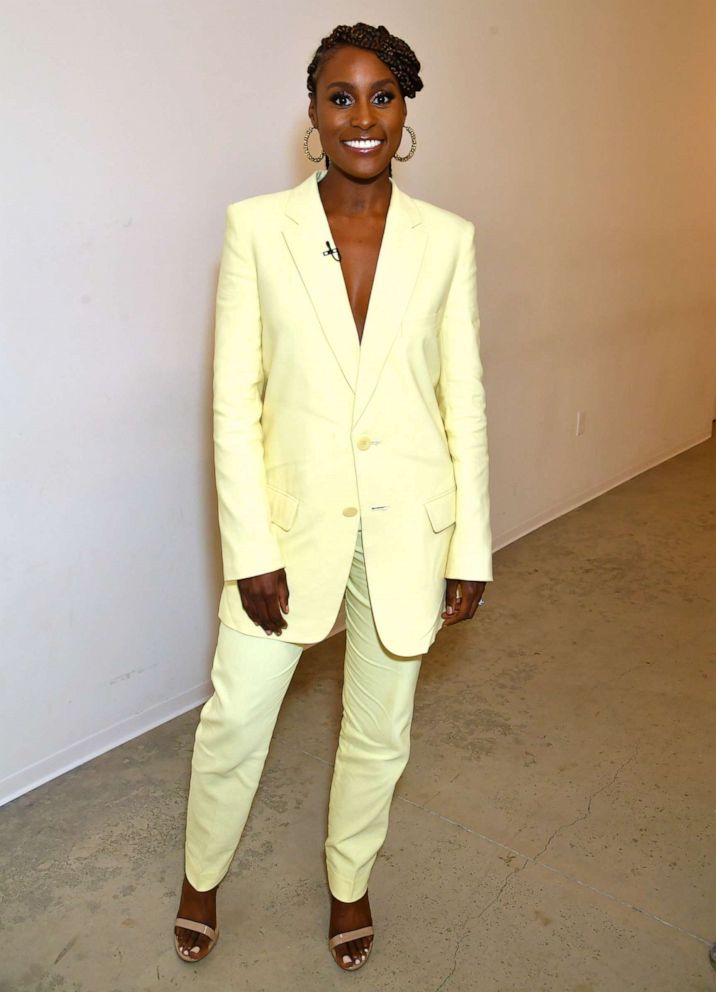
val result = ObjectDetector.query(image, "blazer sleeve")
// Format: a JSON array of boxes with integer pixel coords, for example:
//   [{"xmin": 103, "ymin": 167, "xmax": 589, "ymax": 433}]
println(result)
[
  {"xmin": 436, "ymin": 220, "xmax": 493, "ymax": 582},
  {"xmin": 212, "ymin": 202, "xmax": 284, "ymax": 581}
]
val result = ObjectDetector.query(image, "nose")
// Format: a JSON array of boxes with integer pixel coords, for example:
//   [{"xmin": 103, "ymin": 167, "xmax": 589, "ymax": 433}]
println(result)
[{"xmin": 350, "ymin": 97, "xmax": 377, "ymax": 130}]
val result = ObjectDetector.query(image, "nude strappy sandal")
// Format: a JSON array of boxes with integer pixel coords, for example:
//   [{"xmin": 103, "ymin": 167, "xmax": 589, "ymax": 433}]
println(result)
[
  {"xmin": 328, "ymin": 925, "xmax": 374, "ymax": 971},
  {"xmin": 174, "ymin": 917, "xmax": 220, "ymax": 962}
]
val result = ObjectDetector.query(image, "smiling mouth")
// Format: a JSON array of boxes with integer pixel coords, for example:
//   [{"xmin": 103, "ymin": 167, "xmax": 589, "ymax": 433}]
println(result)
[{"xmin": 342, "ymin": 138, "xmax": 385, "ymax": 152}]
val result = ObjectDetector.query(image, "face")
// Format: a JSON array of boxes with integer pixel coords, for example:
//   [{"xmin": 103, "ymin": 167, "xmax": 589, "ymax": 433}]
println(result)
[{"xmin": 308, "ymin": 45, "xmax": 407, "ymax": 180}]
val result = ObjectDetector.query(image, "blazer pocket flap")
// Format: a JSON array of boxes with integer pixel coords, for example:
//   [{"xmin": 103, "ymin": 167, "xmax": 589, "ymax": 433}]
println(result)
[
  {"xmin": 424, "ymin": 487, "xmax": 457, "ymax": 533},
  {"xmin": 267, "ymin": 485, "xmax": 299, "ymax": 532}
]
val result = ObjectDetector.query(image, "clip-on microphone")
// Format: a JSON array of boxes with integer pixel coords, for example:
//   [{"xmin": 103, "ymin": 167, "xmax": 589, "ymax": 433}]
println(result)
[{"xmin": 322, "ymin": 240, "xmax": 342, "ymax": 262}]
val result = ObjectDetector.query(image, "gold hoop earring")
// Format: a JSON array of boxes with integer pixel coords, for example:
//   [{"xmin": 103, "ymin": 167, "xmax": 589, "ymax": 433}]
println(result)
[
  {"xmin": 393, "ymin": 125, "xmax": 417, "ymax": 162},
  {"xmin": 303, "ymin": 126, "xmax": 324, "ymax": 163}
]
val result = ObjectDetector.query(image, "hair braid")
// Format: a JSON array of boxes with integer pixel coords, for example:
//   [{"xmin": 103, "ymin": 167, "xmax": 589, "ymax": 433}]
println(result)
[{"xmin": 306, "ymin": 22, "xmax": 423, "ymax": 100}]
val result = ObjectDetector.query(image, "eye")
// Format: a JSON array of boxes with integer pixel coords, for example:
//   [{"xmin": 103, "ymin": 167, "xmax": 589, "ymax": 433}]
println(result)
[
  {"xmin": 373, "ymin": 90, "xmax": 395, "ymax": 106},
  {"xmin": 328, "ymin": 89, "xmax": 397, "ymax": 108}
]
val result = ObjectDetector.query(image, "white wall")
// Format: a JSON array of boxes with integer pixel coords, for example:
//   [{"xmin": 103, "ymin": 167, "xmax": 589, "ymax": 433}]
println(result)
[{"xmin": 2, "ymin": 0, "xmax": 714, "ymax": 805}]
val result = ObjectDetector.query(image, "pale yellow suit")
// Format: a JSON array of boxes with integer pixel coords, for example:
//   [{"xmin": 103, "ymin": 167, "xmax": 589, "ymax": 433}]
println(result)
[
  {"xmin": 215, "ymin": 168, "xmax": 492, "ymax": 656},
  {"xmin": 184, "ymin": 169, "xmax": 492, "ymax": 901}
]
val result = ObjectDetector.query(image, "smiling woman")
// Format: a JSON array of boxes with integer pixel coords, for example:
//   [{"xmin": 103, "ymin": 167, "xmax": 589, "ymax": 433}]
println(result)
[
  {"xmin": 173, "ymin": 19, "xmax": 492, "ymax": 977},
  {"xmin": 306, "ymin": 22, "xmax": 422, "ymax": 178}
]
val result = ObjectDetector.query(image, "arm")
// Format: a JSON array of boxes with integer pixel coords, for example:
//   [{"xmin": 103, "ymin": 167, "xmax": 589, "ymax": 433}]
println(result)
[
  {"xmin": 436, "ymin": 220, "xmax": 493, "ymax": 582},
  {"xmin": 213, "ymin": 202, "xmax": 283, "ymax": 582}
]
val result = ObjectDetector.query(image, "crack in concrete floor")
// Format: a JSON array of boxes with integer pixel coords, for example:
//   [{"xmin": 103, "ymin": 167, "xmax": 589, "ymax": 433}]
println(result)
[{"xmin": 530, "ymin": 742, "xmax": 641, "ymax": 862}]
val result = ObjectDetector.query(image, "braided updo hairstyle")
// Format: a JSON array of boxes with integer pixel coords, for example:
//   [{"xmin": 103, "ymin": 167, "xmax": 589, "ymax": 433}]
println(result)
[{"xmin": 307, "ymin": 22, "xmax": 423, "ymax": 173}]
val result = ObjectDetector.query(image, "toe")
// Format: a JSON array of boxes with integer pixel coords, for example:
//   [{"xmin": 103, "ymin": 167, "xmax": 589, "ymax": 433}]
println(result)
[
  {"xmin": 331, "ymin": 931, "xmax": 373, "ymax": 968},
  {"xmin": 336, "ymin": 941, "xmax": 355, "ymax": 969},
  {"xmin": 333, "ymin": 942, "xmax": 349, "ymax": 967},
  {"xmin": 176, "ymin": 928, "xmax": 208, "ymax": 959}
]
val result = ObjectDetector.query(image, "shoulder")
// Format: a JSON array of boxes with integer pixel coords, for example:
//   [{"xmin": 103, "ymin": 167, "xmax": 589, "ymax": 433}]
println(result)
[
  {"xmin": 407, "ymin": 191, "xmax": 475, "ymax": 242},
  {"xmin": 225, "ymin": 185, "xmax": 292, "ymax": 225}
]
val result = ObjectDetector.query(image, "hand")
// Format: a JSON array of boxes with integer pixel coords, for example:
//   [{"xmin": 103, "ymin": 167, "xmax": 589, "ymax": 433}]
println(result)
[
  {"xmin": 441, "ymin": 578, "xmax": 486, "ymax": 627},
  {"xmin": 237, "ymin": 568, "xmax": 290, "ymax": 636}
]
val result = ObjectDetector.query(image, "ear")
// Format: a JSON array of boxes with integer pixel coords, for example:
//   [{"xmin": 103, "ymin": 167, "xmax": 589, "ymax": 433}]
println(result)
[{"xmin": 308, "ymin": 98, "xmax": 318, "ymax": 129}]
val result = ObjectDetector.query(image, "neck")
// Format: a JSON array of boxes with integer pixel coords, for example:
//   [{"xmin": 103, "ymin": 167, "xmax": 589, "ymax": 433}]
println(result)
[{"xmin": 317, "ymin": 165, "xmax": 392, "ymax": 218}]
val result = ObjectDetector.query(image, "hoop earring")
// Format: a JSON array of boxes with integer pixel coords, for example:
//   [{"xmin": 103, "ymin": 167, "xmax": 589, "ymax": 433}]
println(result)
[
  {"xmin": 303, "ymin": 126, "xmax": 324, "ymax": 163},
  {"xmin": 393, "ymin": 125, "xmax": 417, "ymax": 162}
]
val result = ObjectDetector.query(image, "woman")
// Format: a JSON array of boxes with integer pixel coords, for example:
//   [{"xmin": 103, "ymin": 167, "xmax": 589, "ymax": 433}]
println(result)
[{"xmin": 174, "ymin": 21, "xmax": 492, "ymax": 973}]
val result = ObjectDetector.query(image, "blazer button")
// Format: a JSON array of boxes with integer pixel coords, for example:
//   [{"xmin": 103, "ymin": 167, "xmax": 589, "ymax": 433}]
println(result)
[
  {"xmin": 342, "ymin": 506, "xmax": 358, "ymax": 517},
  {"xmin": 356, "ymin": 436, "xmax": 371, "ymax": 450}
]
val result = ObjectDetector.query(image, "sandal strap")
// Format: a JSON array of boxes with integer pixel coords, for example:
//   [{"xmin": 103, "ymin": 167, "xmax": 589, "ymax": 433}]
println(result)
[
  {"xmin": 328, "ymin": 925, "xmax": 374, "ymax": 949},
  {"xmin": 175, "ymin": 917, "xmax": 218, "ymax": 942}
]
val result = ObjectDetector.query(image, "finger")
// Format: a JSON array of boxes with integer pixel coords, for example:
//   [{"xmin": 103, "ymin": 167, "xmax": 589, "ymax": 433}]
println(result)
[
  {"xmin": 443, "ymin": 589, "xmax": 473, "ymax": 625},
  {"xmin": 442, "ymin": 600, "xmax": 462, "ymax": 624},
  {"xmin": 456, "ymin": 595, "xmax": 467, "ymax": 614},
  {"xmin": 455, "ymin": 592, "xmax": 480, "ymax": 623},
  {"xmin": 249, "ymin": 597, "xmax": 271, "ymax": 632},
  {"xmin": 242, "ymin": 585, "xmax": 283, "ymax": 634},
  {"xmin": 443, "ymin": 581, "xmax": 460, "ymax": 616},
  {"xmin": 250, "ymin": 592, "xmax": 278, "ymax": 634},
  {"xmin": 241, "ymin": 595, "xmax": 261, "ymax": 627},
  {"xmin": 238, "ymin": 581, "xmax": 266, "ymax": 628},
  {"xmin": 261, "ymin": 592, "xmax": 287, "ymax": 635},
  {"xmin": 456, "ymin": 587, "xmax": 476, "ymax": 615},
  {"xmin": 278, "ymin": 574, "xmax": 290, "ymax": 615},
  {"xmin": 466, "ymin": 594, "xmax": 480, "ymax": 619}
]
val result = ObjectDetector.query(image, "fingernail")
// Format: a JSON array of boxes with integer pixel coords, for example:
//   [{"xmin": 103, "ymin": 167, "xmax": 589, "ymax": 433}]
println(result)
[
  {"xmin": 446, "ymin": 606, "xmax": 453, "ymax": 614},
  {"xmin": 343, "ymin": 954, "xmax": 352, "ymax": 964}
]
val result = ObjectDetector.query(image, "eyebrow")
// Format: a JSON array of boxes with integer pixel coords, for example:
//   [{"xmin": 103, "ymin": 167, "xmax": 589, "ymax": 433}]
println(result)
[{"xmin": 326, "ymin": 78, "xmax": 396, "ymax": 90}]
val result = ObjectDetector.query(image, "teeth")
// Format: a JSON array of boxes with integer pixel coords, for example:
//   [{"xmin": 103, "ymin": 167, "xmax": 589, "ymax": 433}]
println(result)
[{"xmin": 344, "ymin": 139, "xmax": 382, "ymax": 149}]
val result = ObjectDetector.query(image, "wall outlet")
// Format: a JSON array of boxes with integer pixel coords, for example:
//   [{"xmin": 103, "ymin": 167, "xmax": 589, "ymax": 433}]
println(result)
[{"xmin": 576, "ymin": 410, "xmax": 586, "ymax": 435}]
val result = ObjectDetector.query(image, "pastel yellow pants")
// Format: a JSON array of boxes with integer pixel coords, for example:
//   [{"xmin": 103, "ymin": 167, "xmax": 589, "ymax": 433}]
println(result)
[{"xmin": 184, "ymin": 523, "xmax": 423, "ymax": 902}]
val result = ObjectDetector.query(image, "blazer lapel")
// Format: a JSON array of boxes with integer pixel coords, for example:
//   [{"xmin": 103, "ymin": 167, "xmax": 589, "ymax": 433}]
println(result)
[
  {"xmin": 282, "ymin": 170, "xmax": 427, "ymax": 425},
  {"xmin": 282, "ymin": 171, "xmax": 360, "ymax": 392}
]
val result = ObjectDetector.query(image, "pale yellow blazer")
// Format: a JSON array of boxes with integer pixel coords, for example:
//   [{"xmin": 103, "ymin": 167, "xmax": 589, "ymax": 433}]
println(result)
[{"xmin": 214, "ymin": 168, "xmax": 492, "ymax": 656}]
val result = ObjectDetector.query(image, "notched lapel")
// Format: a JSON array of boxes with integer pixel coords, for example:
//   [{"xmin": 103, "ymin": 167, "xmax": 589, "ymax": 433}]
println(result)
[
  {"xmin": 353, "ymin": 183, "xmax": 427, "ymax": 426},
  {"xmin": 281, "ymin": 170, "xmax": 428, "ymax": 423},
  {"xmin": 282, "ymin": 173, "xmax": 360, "ymax": 392}
]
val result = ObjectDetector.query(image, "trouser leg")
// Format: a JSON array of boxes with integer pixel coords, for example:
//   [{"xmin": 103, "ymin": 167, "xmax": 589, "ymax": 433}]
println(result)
[
  {"xmin": 184, "ymin": 621, "xmax": 304, "ymax": 891},
  {"xmin": 325, "ymin": 525, "xmax": 423, "ymax": 902}
]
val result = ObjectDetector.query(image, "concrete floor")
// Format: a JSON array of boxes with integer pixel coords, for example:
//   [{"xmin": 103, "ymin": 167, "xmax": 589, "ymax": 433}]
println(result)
[{"xmin": 2, "ymin": 434, "xmax": 715, "ymax": 992}]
